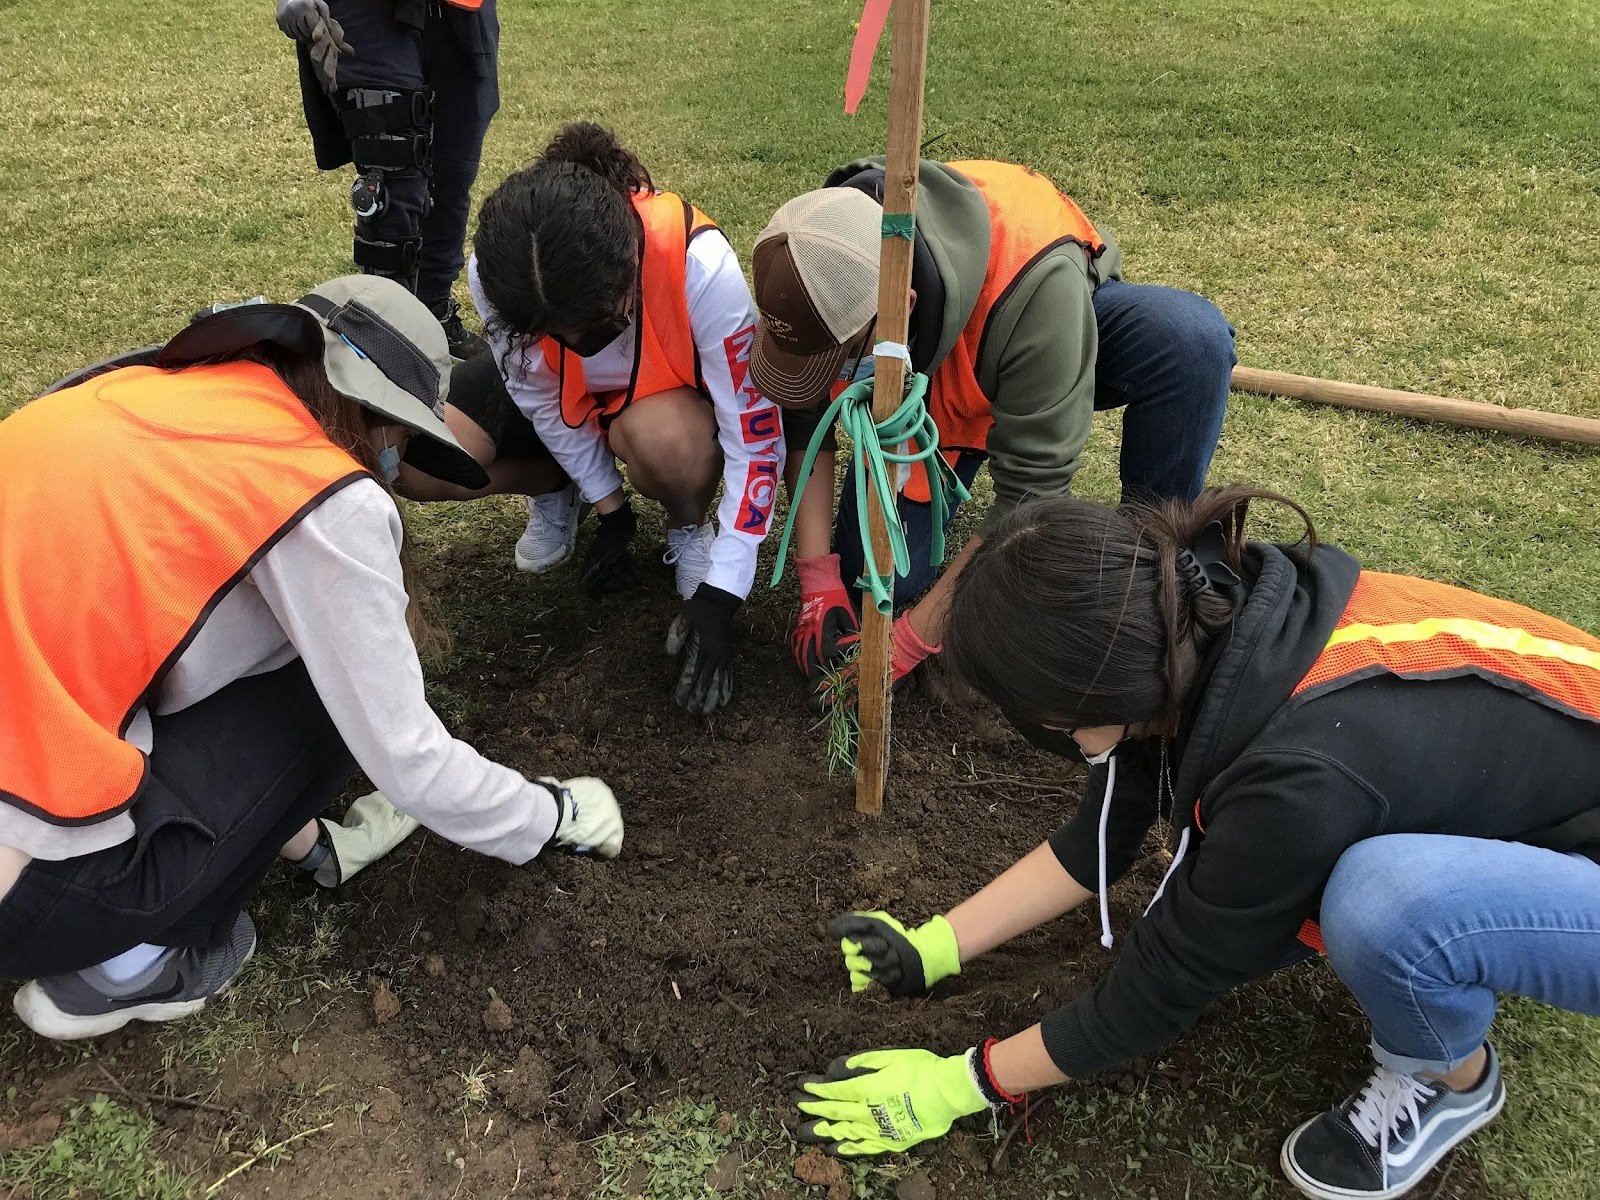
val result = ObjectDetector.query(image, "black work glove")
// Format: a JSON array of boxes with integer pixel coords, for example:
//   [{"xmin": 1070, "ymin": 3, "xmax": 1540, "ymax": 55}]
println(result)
[
  {"xmin": 582, "ymin": 502, "xmax": 638, "ymax": 598},
  {"xmin": 665, "ymin": 583, "xmax": 740, "ymax": 715}
]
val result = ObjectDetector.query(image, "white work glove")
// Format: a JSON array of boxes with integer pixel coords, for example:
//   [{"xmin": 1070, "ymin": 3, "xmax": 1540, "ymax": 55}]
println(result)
[
  {"xmin": 275, "ymin": 0, "xmax": 354, "ymax": 89},
  {"xmin": 540, "ymin": 777, "xmax": 624, "ymax": 860},
  {"xmin": 313, "ymin": 791, "xmax": 421, "ymax": 888}
]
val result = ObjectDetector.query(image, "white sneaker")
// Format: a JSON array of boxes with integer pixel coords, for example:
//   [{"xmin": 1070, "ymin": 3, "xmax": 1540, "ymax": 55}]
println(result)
[
  {"xmin": 515, "ymin": 485, "xmax": 588, "ymax": 574},
  {"xmin": 663, "ymin": 522, "xmax": 715, "ymax": 600}
]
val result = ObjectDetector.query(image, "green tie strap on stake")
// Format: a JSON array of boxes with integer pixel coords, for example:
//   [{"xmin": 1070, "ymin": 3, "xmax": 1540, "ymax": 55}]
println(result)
[
  {"xmin": 880, "ymin": 212, "xmax": 916, "ymax": 241},
  {"xmin": 770, "ymin": 372, "xmax": 971, "ymax": 615}
]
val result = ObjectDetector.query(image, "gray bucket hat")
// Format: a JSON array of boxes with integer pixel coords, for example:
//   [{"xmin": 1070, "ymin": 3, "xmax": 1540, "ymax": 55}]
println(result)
[{"xmin": 156, "ymin": 274, "xmax": 488, "ymax": 490}]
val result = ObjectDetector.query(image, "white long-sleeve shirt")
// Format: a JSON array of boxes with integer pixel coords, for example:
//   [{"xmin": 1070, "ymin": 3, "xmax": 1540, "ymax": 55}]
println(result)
[
  {"xmin": 468, "ymin": 227, "xmax": 784, "ymax": 598},
  {"xmin": 0, "ymin": 480, "xmax": 559, "ymax": 875}
]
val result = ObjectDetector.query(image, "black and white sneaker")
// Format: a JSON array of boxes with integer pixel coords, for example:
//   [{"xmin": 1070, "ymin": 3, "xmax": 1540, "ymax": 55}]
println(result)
[
  {"xmin": 12, "ymin": 913, "xmax": 256, "ymax": 1041},
  {"xmin": 1281, "ymin": 1046, "xmax": 1506, "ymax": 1199},
  {"xmin": 435, "ymin": 298, "xmax": 488, "ymax": 362}
]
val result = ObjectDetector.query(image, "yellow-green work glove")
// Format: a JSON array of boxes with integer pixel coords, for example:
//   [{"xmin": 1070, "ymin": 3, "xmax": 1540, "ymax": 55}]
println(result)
[
  {"xmin": 829, "ymin": 911, "xmax": 961, "ymax": 997},
  {"xmin": 794, "ymin": 1048, "xmax": 993, "ymax": 1157}
]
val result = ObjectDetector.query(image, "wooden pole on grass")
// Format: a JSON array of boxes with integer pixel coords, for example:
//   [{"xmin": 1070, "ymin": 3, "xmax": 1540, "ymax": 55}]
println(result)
[
  {"xmin": 854, "ymin": 0, "xmax": 931, "ymax": 816},
  {"xmin": 1232, "ymin": 366, "xmax": 1600, "ymax": 448}
]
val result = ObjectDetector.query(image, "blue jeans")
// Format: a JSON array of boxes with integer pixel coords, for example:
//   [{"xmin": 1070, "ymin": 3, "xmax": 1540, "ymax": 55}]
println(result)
[
  {"xmin": 1091, "ymin": 280, "xmax": 1234, "ymax": 503},
  {"xmin": 1321, "ymin": 834, "xmax": 1600, "ymax": 1075},
  {"xmin": 835, "ymin": 280, "xmax": 1235, "ymax": 606}
]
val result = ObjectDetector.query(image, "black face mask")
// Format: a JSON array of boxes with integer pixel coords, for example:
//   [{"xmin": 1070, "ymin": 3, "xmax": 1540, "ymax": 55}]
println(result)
[
  {"xmin": 552, "ymin": 311, "xmax": 631, "ymax": 359},
  {"xmin": 1004, "ymin": 712, "xmax": 1091, "ymax": 762}
]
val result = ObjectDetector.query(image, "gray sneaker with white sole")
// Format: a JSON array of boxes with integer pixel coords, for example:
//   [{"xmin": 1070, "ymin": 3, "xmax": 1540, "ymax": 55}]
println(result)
[
  {"xmin": 1281, "ymin": 1045, "xmax": 1506, "ymax": 1199},
  {"xmin": 12, "ymin": 912, "xmax": 256, "ymax": 1041}
]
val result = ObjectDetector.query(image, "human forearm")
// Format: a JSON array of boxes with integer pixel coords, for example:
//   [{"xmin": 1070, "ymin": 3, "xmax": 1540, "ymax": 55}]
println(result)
[
  {"xmin": 945, "ymin": 841, "xmax": 1094, "ymax": 961},
  {"xmin": 706, "ymin": 396, "xmax": 783, "ymax": 599},
  {"xmin": 786, "ymin": 447, "xmax": 837, "ymax": 560},
  {"xmin": 474, "ymin": 278, "xmax": 622, "ymax": 505},
  {"xmin": 0, "ymin": 847, "xmax": 29, "ymax": 903},
  {"xmin": 905, "ymin": 534, "xmax": 981, "ymax": 644},
  {"xmin": 989, "ymin": 1024, "xmax": 1071, "ymax": 1094}
]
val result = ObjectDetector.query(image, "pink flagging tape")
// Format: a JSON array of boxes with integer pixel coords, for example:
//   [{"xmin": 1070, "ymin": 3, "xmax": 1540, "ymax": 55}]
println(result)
[{"xmin": 845, "ymin": 0, "xmax": 894, "ymax": 113}]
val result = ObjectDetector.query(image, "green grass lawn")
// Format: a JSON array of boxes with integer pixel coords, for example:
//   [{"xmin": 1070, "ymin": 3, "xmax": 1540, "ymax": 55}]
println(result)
[{"xmin": 1, "ymin": 0, "xmax": 1597, "ymax": 1197}]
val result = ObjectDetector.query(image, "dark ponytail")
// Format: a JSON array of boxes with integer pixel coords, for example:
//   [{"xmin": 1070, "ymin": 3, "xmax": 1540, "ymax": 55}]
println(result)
[
  {"xmin": 944, "ymin": 485, "xmax": 1317, "ymax": 737},
  {"xmin": 536, "ymin": 121, "xmax": 653, "ymax": 193},
  {"xmin": 473, "ymin": 122, "xmax": 651, "ymax": 346}
]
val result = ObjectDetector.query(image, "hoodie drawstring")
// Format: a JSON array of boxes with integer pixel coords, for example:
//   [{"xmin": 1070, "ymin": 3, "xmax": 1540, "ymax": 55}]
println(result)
[
  {"xmin": 1093, "ymin": 741, "xmax": 1190, "ymax": 949},
  {"xmin": 1144, "ymin": 825, "xmax": 1192, "ymax": 916},
  {"xmin": 1089, "ymin": 748, "xmax": 1118, "ymax": 950}
]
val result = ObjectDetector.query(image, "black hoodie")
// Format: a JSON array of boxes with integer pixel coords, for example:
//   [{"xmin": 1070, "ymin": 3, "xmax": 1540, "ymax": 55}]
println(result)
[{"xmin": 1040, "ymin": 541, "xmax": 1600, "ymax": 1078}]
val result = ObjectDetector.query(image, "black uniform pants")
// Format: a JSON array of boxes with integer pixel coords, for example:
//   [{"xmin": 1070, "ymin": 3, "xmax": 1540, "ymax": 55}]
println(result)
[
  {"xmin": 313, "ymin": 0, "xmax": 500, "ymax": 312},
  {"xmin": 0, "ymin": 663, "xmax": 355, "ymax": 980}
]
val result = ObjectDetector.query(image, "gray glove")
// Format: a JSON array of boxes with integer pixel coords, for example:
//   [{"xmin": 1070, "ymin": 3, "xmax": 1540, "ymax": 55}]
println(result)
[
  {"xmin": 540, "ymin": 777, "xmax": 624, "ymax": 859},
  {"xmin": 312, "ymin": 791, "xmax": 421, "ymax": 888},
  {"xmin": 275, "ymin": 0, "xmax": 353, "ymax": 89}
]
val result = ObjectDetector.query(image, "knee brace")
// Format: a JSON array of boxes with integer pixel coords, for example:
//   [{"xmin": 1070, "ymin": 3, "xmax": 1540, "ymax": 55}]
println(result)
[{"xmin": 336, "ymin": 87, "xmax": 435, "ymax": 289}]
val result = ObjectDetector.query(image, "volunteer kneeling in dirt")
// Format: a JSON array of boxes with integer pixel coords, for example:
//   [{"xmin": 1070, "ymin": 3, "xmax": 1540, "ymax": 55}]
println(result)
[
  {"xmin": 795, "ymin": 485, "xmax": 1600, "ymax": 1200},
  {"xmin": 750, "ymin": 158, "xmax": 1234, "ymax": 701},
  {"xmin": 0, "ymin": 276, "xmax": 622, "ymax": 1042},
  {"xmin": 401, "ymin": 123, "xmax": 784, "ymax": 715}
]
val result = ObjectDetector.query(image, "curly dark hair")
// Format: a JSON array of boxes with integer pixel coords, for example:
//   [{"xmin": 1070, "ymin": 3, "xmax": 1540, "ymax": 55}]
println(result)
[{"xmin": 473, "ymin": 122, "xmax": 652, "ymax": 347}]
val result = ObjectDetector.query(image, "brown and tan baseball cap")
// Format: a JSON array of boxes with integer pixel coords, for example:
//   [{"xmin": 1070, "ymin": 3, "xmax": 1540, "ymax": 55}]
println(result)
[{"xmin": 750, "ymin": 188, "xmax": 883, "ymax": 408}]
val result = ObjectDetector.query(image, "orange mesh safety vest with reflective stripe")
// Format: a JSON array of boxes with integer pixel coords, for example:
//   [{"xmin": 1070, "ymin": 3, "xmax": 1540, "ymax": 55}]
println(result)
[
  {"xmin": 543, "ymin": 191, "xmax": 719, "ymax": 432},
  {"xmin": 0, "ymin": 362, "xmax": 367, "ymax": 825},
  {"xmin": 1284, "ymin": 570, "xmax": 1600, "ymax": 952},
  {"xmin": 903, "ymin": 160, "xmax": 1104, "ymax": 502}
]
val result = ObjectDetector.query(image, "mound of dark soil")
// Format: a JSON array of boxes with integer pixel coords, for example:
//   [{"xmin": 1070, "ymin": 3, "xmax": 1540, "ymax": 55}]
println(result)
[{"xmin": 343, "ymin": 575, "xmax": 1102, "ymax": 1136}]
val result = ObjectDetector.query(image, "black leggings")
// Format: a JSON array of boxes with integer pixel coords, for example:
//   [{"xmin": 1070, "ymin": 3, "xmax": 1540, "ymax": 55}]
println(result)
[
  {"xmin": 0, "ymin": 663, "xmax": 354, "ymax": 980},
  {"xmin": 402, "ymin": 350, "xmax": 554, "ymax": 482}
]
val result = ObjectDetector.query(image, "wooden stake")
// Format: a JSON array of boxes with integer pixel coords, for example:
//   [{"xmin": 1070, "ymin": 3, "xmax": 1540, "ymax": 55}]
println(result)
[
  {"xmin": 855, "ymin": 0, "xmax": 931, "ymax": 816},
  {"xmin": 1232, "ymin": 366, "xmax": 1600, "ymax": 448}
]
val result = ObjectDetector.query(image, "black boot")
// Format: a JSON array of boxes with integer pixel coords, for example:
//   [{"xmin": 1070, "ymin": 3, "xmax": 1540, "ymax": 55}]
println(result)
[{"xmin": 433, "ymin": 297, "xmax": 488, "ymax": 361}]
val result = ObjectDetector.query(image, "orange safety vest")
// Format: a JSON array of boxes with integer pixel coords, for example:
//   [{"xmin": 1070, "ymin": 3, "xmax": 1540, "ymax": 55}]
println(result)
[
  {"xmin": 1279, "ymin": 570, "xmax": 1600, "ymax": 952},
  {"xmin": 543, "ymin": 191, "xmax": 719, "ymax": 432},
  {"xmin": 0, "ymin": 362, "xmax": 367, "ymax": 825},
  {"xmin": 904, "ymin": 160, "xmax": 1105, "ymax": 502}
]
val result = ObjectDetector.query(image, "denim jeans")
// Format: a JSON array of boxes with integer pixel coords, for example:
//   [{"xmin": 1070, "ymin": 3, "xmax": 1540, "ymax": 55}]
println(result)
[
  {"xmin": 834, "ymin": 280, "xmax": 1235, "ymax": 607},
  {"xmin": 835, "ymin": 452, "xmax": 987, "ymax": 606},
  {"xmin": 1090, "ymin": 280, "xmax": 1234, "ymax": 503},
  {"xmin": 1320, "ymin": 834, "xmax": 1600, "ymax": 1075}
]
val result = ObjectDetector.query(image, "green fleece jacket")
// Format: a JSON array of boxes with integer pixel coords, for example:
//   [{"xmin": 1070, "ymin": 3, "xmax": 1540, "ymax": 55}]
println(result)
[{"xmin": 825, "ymin": 158, "xmax": 1122, "ymax": 528}]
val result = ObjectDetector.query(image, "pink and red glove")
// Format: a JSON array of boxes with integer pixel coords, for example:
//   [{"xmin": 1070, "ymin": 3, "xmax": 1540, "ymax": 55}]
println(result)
[
  {"xmin": 889, "ymin": 612, "xmax": 941, "ymax": 684},
  {"xmin": 791, "ymin": 555, "xmax": 860, "ymax": 698},
  {"xmin": 791, "ymin": 556, "xmax": 942, "ymax": 703}
]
